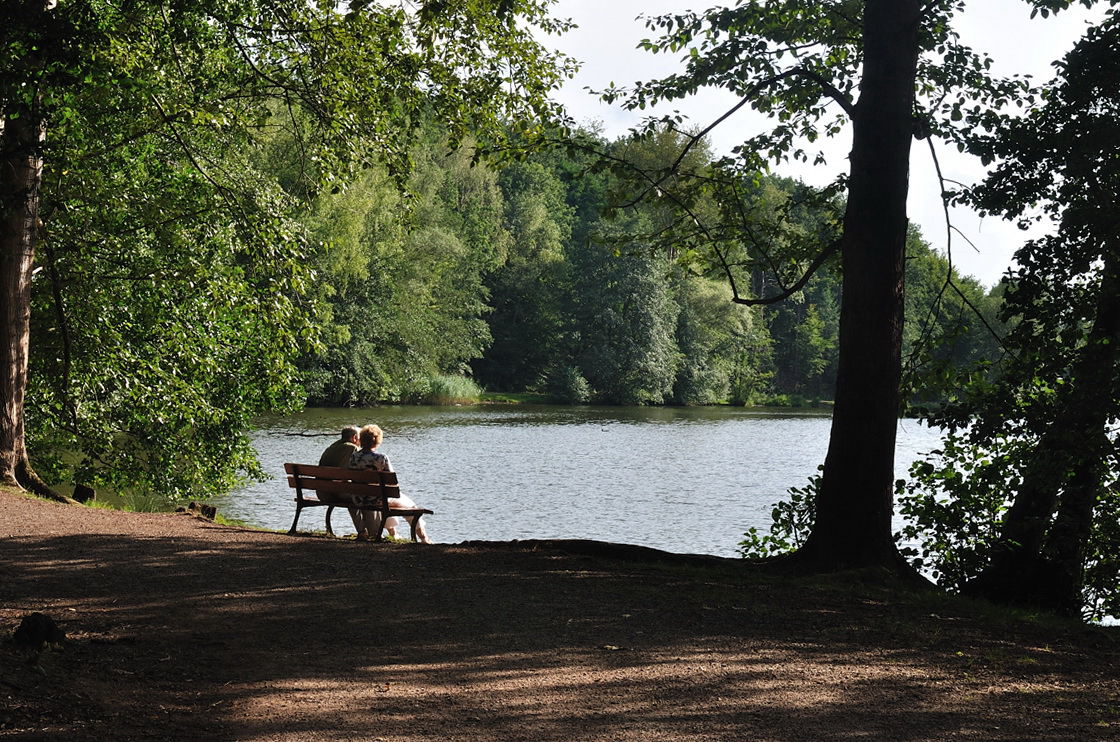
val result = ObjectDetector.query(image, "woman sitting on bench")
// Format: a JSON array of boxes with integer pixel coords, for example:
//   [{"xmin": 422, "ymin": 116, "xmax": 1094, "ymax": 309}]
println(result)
[{"xmin": 347, "ymin": 424, "xmax": 432, "ymax": 543}]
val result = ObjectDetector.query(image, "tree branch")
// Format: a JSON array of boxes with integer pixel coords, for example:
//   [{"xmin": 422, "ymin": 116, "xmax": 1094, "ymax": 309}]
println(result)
[
  {"xmin": 794, "ymin": 67, "xmax": 857, "ymax": 118},
  {"xmin": 927, "ymin": 136, "xmax": 1010, "ymax": 352},
  {"xmin": 620, "ymin": 66, "xmax": 806, "ymax": 208},
  {"xmin": 731, "ymin": 237, "xmax": 841, "ymax": 306},
  {"xmin": 41, "ymin": 240, "xmax": 79, "ymax": 432}
]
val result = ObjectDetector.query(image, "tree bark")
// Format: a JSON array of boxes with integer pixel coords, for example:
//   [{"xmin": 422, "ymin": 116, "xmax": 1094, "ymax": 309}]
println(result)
[
  {"xmin": 0, "ymin": 1, "xmax": 65, "ymax": 500},
  {"xmin": 794, "ymin": 0, "xmax": 920, "ymax": 570},
  {"xmin": 0, "ymin": 113, "xmax": 43, "ymax": 491}
]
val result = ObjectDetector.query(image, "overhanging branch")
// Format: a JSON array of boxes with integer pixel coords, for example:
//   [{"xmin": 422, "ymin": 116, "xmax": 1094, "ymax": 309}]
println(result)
[
  {"xmin": 731, "ymin": 237, "xmax": 841, "ymax": 306},
  {"xmin": 622, "ymin": 64, "xmax": 850, "ymax": 208}
]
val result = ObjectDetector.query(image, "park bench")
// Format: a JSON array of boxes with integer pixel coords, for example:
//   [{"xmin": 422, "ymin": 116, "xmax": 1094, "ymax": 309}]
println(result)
[{"xmin": 283, "ymin": 463, "xmax": 433, "ymax": 542}]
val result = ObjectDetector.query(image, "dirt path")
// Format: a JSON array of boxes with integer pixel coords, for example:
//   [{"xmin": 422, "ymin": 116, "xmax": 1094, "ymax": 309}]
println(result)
[{"xmin": 1, "ymin": 488, "xmax": 1117, "ymax": 741}]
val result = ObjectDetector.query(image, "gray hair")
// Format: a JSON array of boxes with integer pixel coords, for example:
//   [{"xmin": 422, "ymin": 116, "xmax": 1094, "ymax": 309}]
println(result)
[{"xmin": 341, "ymin": 426, "xmax": 359, "ymax": 440}]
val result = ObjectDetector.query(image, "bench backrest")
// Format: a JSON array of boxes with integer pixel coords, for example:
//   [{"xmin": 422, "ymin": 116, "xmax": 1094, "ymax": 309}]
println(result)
[{"xmin": 284, "ymin": 463, "xmax": 399, "ymax": 505}]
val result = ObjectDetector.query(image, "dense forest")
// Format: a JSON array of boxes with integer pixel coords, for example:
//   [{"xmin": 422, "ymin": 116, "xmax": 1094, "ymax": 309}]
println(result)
[
  {"xmin": 3, "ymin": 0, "xmax": 1117, "ymax": 621},
  {"xmin": 295, "ymin": 125, "xmax": 999, "ymax": 408}
]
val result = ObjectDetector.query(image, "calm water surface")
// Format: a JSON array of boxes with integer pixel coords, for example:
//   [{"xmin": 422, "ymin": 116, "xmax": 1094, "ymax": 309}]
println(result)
[{"xmin": 219, "ymin": 405, "xmax": 943, "ymax": 558}]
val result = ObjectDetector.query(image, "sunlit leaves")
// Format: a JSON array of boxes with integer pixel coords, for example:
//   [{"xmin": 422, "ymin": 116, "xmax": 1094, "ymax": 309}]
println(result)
[
  {"xmin": 299, "ymin": 129, "xmax": 507, "ymax": 405},
  {"xmin": 11, "ymin": 0, "xmax": 574, "ymax": 499}
]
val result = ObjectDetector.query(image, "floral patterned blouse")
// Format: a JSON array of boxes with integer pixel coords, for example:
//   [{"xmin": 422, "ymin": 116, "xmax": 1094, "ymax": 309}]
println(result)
[{"xmin": 348, "ymin": 448, "xmax": 393, "ymax": 473}]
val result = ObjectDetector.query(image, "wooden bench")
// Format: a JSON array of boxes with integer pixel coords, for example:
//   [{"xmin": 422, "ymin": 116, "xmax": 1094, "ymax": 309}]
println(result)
[{"xmin": 283, "ymin": 463, "xmax": 433, "ymax": 542}]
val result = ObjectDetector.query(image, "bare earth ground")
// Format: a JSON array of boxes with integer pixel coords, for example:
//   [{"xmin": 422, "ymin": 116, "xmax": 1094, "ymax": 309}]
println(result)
[{"xmin": 1, "ymin": 488, "xmax": 1118, "ymax": 742}]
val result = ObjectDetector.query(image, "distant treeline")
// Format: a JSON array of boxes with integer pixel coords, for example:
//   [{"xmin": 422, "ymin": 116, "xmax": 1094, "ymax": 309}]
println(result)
[{"xmin": 294, "ymin": 124, "xmax": 1001, "ymax": 407}]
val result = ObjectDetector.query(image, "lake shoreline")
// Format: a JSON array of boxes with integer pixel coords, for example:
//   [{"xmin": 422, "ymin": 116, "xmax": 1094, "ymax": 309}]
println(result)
[
  {"xmin": 305, "ymin": 394, "xmax": 838, "ymax": 410},
  {"xmin": 227, "ymin": 405, "xmax": 938, "ymax": 558}
]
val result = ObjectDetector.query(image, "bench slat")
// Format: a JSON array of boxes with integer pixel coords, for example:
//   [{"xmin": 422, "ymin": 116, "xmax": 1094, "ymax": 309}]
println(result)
[
  {"xmin": 293, "ymin": 499, "xmax": 433, "ymax": 516},
  {"xmin": 285, "ymin": 462, "xmax": 398, "ymax": 485},
  {"xmin": 287, "ymin": 477, "xmax": 401, "ymax": 499}
]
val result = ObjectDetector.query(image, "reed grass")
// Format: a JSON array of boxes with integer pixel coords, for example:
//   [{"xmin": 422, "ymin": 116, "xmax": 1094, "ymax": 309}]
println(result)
[{"xmin": 421, "ymin": 374, "xmax": 483, "ymax": 405}]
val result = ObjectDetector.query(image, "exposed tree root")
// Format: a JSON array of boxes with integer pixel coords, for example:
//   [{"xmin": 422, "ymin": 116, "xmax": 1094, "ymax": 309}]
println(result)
[
  {"xmin": 763, "ymin": 544, "xmax": 935, "ymax": 591},
  {"xmin": 8, "ymin": 457, "xmax": 74, "ymax": 504},
  {"xmin": 964, "ymin": 553, "xmax": 1082, "ymax": 619}
]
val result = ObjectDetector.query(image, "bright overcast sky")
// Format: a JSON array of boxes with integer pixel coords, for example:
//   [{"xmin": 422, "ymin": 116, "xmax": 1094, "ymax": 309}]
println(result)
[{"xmin": 545, "ymin": 0, "xmax": 1105, "ymax": 288}]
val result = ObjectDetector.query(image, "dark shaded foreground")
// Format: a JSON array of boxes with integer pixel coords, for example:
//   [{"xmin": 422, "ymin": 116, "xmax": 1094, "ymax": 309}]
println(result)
[{"xmin": 1, "ymin": 490, "xmax": 1117, "ymax": 741}]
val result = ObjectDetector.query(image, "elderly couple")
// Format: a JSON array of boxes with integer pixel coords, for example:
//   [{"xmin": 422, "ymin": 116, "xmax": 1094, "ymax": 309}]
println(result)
[{"xmin": 317, "ymin": 424, "xmax": 432, "ymax": 543}]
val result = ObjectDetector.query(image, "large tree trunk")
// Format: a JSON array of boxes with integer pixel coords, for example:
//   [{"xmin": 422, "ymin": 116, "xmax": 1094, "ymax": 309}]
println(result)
[
  {"xmin": 965, "ymin": 250, "xmax": 1120, "ymax": 615},
  {"xmin": 0, "ymin": 1, "xmax": 64, "ymax": 499},
  {"xmin": 794, "ymin": 0, "xmax": 920, "ymax": 571},
  {"xmin": 0, "ymin": 113, "xmax": 45, "ymax": 492}
]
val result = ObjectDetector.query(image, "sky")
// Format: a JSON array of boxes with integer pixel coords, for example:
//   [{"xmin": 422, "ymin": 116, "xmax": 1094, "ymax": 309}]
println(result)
[{"xmin": 543, "ymin": 0, "xmax": 1105, "ymax": 288}]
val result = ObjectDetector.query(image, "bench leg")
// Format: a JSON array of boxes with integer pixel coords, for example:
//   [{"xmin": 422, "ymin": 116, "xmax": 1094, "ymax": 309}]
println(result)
[
  {"xmin": 288, "ymin": 502, "xmax": 303, "ymax": 535},
  {"xmin": 325, "ymin": 506, "xmax": 337, "ymax": 537},
  {"xmin": 408, "ymin": 515, "xmax": 431, "ymax": 543}
]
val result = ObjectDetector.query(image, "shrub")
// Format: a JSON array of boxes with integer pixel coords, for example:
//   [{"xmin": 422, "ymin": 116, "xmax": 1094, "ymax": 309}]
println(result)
[
  {"xmin": 545, "ymin": 365, "xmax": 590, "ymax": 404},
  {"xmin": 738, "ymin": 469, "xmax": 819, "ymax": 558}
]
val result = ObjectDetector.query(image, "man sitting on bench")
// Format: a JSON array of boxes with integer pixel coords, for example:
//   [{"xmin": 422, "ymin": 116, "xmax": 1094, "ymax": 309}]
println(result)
[{"xmin": 317, "ymin": 426, "xmax": 365, "ymax": 535}]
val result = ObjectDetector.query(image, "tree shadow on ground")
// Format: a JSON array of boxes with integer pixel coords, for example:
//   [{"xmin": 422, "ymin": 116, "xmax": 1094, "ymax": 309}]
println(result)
[{"xmin": 1, "ymin": 522, "xmax": 1117, "ymax": 741}]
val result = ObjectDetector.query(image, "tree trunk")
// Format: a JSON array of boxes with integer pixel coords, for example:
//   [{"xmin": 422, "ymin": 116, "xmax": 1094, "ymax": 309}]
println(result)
[
  {"xmin": 0, "ymin": 0, "xmax": 64, "ymax": 500},
  {"xmin": 794, "ymin": 0, "xmax": 920, "ymax": 570},
  {"xmin": 1040, "ymin": 250, "xmax": 1120, "ymax": 616},
  {"xmin": 965, "ymin": 250, "xmax": 1120, "ymax": 615},
  {"xmin": 0, "ymin": 113, "xmax": 43, "ymax": 491}
]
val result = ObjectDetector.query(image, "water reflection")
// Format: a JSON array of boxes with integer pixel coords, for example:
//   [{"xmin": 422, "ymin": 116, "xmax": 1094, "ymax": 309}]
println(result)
[{"xmin": 219, "ymin": 405, "xmax": 944, "ymax": 558}]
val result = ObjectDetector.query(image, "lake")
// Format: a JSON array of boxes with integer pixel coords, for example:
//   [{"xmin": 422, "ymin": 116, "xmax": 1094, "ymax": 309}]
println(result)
[{"xmin": 220, "ymin": 405, "xmax": 944, "ymax": 558}]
